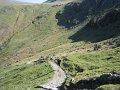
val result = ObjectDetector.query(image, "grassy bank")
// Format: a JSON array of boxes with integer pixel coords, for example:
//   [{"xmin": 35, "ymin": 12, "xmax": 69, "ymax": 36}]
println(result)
[
  {"xmin": 61, "ymin": 47, "xmax": 120, "ymax": 84},
  {"xmin": 0, "ymin": 62, "xmax": 54, "ymax": 90}
]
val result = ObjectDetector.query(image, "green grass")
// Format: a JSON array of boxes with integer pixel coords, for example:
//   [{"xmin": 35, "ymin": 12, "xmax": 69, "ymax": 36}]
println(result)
[
  {"xmin": 96, "ymin": 84, "xmax": 120, "ymax": 90},
  {"xmin": 0, "ymin": 4, "xmax": 75, "ymax": 67},
  {"xmin": 0, "ymin": 62, "xmax": 54, "ymax": 90},
  {"xmin": 61, "ymin": 47, "xmax": 120, "ymax": 84},
  {"xmin": 0, "ymin": 8, "xmax": 76, "ymax": 89}
]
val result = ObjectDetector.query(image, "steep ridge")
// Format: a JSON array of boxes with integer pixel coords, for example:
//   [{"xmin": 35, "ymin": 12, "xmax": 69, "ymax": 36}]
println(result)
[
  {"xmin": 56, "ymin": 0, "xmax": 120, "ymax": 28},
  {"xmin": 55, "ymin": 0, "xmax": 120, "ymax": 43},
  {"xmin": 69, "ymin": 8, "xmax": 120, "ymax": 42}
]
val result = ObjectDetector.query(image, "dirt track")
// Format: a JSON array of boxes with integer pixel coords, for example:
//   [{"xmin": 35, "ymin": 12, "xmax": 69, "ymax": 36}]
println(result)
[{"xmin": 39, "ymin": 61, "xmax": 66, "ymax": 90}]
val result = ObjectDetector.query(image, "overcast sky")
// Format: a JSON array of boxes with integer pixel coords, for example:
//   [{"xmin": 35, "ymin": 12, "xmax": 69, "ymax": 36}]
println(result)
[
  {"xmin": 0, "ymin": 0, "xmax": 47, "ymax": 3},
  {"xmin": 16, "ymin": 0, "xmax": 47, "ymax": 3}
]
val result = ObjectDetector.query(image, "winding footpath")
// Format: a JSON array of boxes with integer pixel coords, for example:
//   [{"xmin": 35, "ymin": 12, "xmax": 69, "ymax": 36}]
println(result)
[{"xmin": 39, "ymin": 61, "xmax": 66, "ymax": 90}]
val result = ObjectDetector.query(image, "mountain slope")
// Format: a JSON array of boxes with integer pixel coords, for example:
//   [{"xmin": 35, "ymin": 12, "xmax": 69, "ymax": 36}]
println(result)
[
  {"xmin": 0, "ymin": 0, "xmax": 120, "ymax": 90},
  {"xmin": 56, "ymin": 0, "xmax": 120, "ymax": 28}
]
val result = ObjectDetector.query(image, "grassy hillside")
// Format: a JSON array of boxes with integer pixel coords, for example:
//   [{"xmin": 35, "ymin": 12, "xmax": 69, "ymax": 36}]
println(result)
[
  {"xmin": 0, "ymin": 62, "xmax": 53, "ymax": 90},
  {"xmin": 61, "ymin": 47, "xmax": 120, "ymax": 86},
  {"xmin": 96, "ymin": 84, "xmax": 120, "ymax": 90},
  {"xmin": 0, "ymin": 2, "xmax": 76, "ymax": 90},
  {"xmin": 0, "ymin": 4, "xmax": 65, "ymax": 90},
  {"xmin": 0, "ymin": 4, "xmax": 63, "ymax": 67},
  {"xmin": 0, "ymin": 0, "xmax": 120, "ymax": 90}
]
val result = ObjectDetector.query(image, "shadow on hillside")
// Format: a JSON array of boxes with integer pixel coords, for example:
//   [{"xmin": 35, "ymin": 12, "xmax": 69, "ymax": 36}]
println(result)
[
  {"xmin": 55, "ymin": 0, "xmax": 120, "ymax": 29},
  {"xmin": 69, "ymin": 9, "xmax": 120, "ymax": 43},
  {"xmin": 68, "ymin": 72, "xmax": 120, "ymax": 90},
  {"xmin": 69, "ymin": 21, "xmax": 120, "ymax": 43},
  {"xmin": 55, "ymin": 0, "xmax": 96, "ymax": 28}
]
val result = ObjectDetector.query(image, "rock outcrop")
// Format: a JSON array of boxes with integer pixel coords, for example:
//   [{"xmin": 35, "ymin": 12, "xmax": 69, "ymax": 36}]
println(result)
[{"xmin": 68, "ymin": 71, "xmax": 120, "ymax": 90}]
